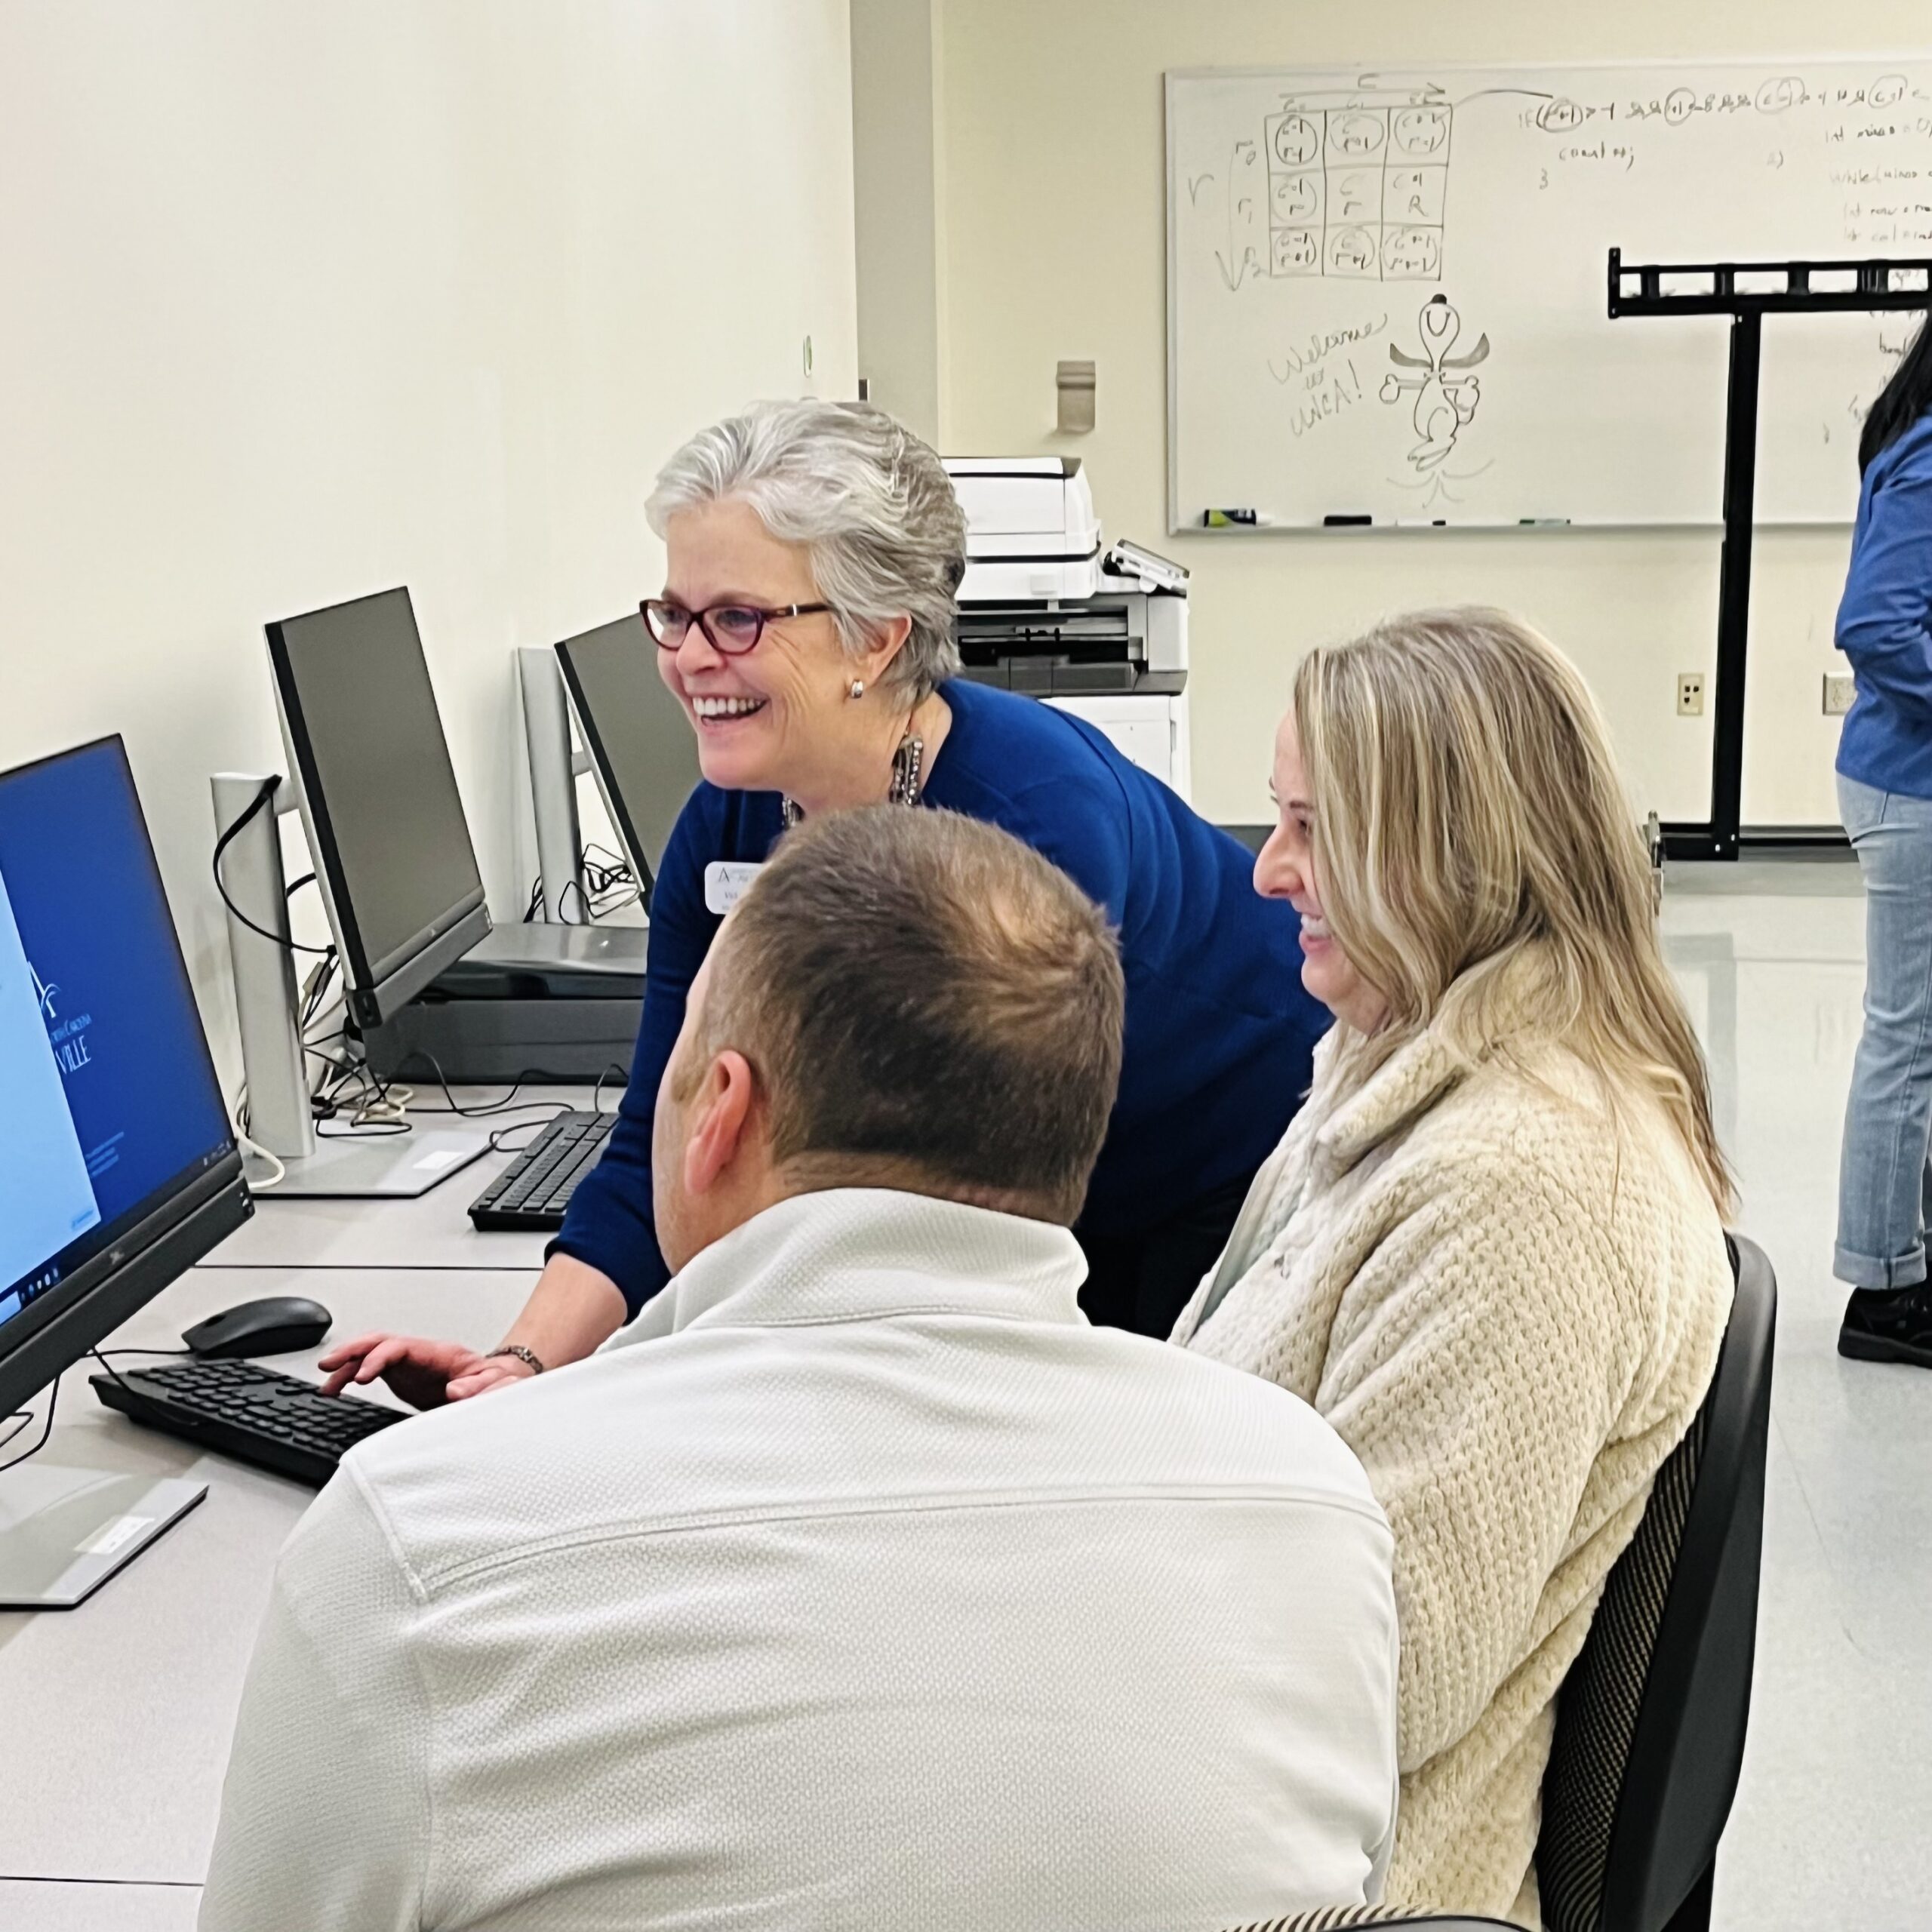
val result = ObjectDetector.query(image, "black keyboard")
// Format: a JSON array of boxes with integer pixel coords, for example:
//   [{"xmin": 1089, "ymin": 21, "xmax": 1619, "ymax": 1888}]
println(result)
[
  {"xmin": 91, "ymin": 1359, "xmax": 407, "ymax": 1488},
  {"xmin": 468, "ymin": 1109, "xmax": 614, "ymax": 1232}
]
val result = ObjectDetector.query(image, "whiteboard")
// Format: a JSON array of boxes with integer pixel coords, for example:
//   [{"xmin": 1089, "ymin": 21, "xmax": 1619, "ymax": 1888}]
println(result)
[{"xmin": 1167, "ymin": 59, "xmax": 1932, "ymax": 528}]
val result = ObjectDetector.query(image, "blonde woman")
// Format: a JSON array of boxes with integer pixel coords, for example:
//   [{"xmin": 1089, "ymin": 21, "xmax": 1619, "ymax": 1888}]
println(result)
[{"xmin": 1174, "ymin": 610, "xmax": 1735, "ymax": 1928}]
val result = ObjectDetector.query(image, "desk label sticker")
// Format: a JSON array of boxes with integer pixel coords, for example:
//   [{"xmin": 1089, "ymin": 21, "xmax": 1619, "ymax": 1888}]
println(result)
[{"xmin": 78, "ymin": 1513, "xmax": 155, "ymax": 1557}]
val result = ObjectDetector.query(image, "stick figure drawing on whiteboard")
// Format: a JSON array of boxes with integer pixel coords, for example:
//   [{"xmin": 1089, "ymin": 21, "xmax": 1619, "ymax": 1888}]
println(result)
[{"xmin": 1381, "ymin": 294, "xmax": 1490, "ymax": 470}]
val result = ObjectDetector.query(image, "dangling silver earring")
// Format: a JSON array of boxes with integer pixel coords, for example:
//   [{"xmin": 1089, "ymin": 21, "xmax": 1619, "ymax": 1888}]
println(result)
[{"xmin": 848, "ymin": 678, "xmax": 866, "ymax": 700}]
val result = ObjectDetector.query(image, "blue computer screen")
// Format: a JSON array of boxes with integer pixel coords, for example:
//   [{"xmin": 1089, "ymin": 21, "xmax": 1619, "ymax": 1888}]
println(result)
[{"xmin": 0, "ymin": 739, "xmax": 232, "ymax": 1329}]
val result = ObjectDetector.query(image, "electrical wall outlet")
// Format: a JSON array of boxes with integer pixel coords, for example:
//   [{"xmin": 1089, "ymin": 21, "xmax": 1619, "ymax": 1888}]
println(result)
[
  {"xmin": 1823, "ymin": 672, "xmax": 1856, "ymax": 716},
  {"xmin": 1676, "ymin": 672, "xmax": 1706, "ymax": 717}
]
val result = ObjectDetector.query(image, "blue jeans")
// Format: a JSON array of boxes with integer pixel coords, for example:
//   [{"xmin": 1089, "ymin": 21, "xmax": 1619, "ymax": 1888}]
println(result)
[{"xmin": 1838, "ymin": 772, "xmax": 1932, "ymax": 1289}]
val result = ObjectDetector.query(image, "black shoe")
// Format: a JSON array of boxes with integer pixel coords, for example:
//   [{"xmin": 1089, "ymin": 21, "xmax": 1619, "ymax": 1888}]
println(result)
[{"xmin": 1839, "ymin": 1282, "xmax": 1932, "ymax": 1367}]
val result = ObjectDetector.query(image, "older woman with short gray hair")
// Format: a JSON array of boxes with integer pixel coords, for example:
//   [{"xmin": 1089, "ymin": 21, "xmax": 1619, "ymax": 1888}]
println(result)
[
  {"xmin": 320, "ymin": 401, "xmax": 1331, "ymax": 1401},
  {"xmin": 653, "ymin": 398, "xmax": 968, "ymax": 700}
]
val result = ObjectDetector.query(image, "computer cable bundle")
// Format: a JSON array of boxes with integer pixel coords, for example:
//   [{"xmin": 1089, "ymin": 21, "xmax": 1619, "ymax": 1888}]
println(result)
[
  {"xmin": 305, "ymin": 1044, "xmax": 412, "ymax": 1137},
  {"xmin": 217, "ymin": 801, "xmax": 636, "ymax": 1156},
  {"xmin": 581, "ymin": 842, "xmax": 641, "ymax": 918},
  {"xmin": 524, "ymin": 844, "xmax": 640, "ymax": 924}
]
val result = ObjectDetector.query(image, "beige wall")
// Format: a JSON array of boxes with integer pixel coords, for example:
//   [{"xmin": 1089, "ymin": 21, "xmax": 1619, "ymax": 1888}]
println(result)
[
  {"xmin": 1, "ymin": 1, "xmax": 857, "ymax": 1089},
  {"xmin": 851, "ymin": 0, "xmax": 946, "ymax": 442},
  {"xmin": 933, "ymin": 0, "xmax": 1930, "ymax": 829}
]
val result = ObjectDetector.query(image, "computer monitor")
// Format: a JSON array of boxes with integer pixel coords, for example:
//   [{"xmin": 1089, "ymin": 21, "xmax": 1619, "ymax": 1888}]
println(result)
[
  {"xmin": 266, "ymin": 586, "xmax": 491, "ymax": 1029},
  {"xmin": 554, "ymin": 614, "xmax": 703, "ymax": 912},
  {"xmin": 0, "ymin": 737, "xmax": 251, "ymax": 1607}
]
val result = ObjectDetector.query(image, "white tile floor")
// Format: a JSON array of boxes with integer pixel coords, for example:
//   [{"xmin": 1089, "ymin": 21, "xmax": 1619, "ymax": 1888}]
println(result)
[{"xmin": 1662, "ymin": 856, "xmax": 1927, "ymax": 1931}]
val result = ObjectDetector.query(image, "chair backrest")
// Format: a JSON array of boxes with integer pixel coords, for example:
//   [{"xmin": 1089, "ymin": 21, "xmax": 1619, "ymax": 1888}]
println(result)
[
  {"xmin": 1537, "ymin": 1233, "xmax": 1777, "ymax": 1932},
  {"xmin": 1225, "ymin": 1909, "xmax": 1531, "ymax": 1930}
]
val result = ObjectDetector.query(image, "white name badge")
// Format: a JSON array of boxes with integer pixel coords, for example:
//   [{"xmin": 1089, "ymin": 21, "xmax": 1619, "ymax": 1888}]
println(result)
[{"xmin": 704, "ymin": 861, "xmax": 763, "ymax": 915}]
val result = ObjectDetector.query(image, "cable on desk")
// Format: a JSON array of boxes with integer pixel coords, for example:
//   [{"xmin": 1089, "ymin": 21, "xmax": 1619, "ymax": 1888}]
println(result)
[
  {"xmin": 489, "ymin": 1118, "xmax": 561, "ymax": 1155},
  {"xmin": 0, "ymin": 1377, "xmax": 58, "ymax": 1474},
  {"xmin": 91, "ymin": 1349, "xmax": 192, "ymax": 1392},
  {"xmin": 386, "ymin": 1051, "xmax": 572, "ymax": 1121},
  {"xmin": 583, "ymin": 843, "xmax": 641, "ymax": 918},
  {"xmin": 304, "ymin": 1044, "xmax": 412, "ymax": 1134},
  {"xmin": 317, "ymin": 1113, "xmax": 411, "ymax": 1140},
  {"xmin": 88, "ymin": 1346, "xmax": 147, "ymax": 1404},
  {"xmin": 236, "ymin": 1129, "xmax": 288, "ymax": 1189},
  {"xmin": 528, "ymin": 846, "xmax": 638, "ymax": 924}
]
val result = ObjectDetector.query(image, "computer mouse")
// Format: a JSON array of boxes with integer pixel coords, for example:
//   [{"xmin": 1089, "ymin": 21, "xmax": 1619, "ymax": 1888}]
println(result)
[{"xmin": 182, "ymin": 1296, "xmax": 334, "ymax": 1360}]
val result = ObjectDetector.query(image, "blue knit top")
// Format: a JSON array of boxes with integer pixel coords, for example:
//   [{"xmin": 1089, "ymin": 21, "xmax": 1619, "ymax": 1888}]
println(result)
[{"xmin": 552, "ymin": 678, "xmax": 1330, "ymax": 1315}]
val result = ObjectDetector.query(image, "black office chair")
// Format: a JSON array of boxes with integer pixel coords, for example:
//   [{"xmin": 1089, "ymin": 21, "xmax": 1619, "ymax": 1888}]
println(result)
[
  {"xmin": 1537, "ymin": 1232, "xmax": 1777, "ymax": 1932},
  {"xmin": 1226, "ymin": 1234, "xmax": 1777, "ymax": 1932}
]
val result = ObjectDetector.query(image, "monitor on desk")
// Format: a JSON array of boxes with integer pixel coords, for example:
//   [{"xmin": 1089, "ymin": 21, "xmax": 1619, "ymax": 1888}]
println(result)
[
  {"xmin": 0, "ymin": 737, "xmax": 251, "ymax": 1607},
  {"xmin": 266, "ymin": 586, "xmax": 491, "ymax": 1029},
  {"xmin": 554, "ymin": 614, "xmax": 703, "ymax": 913}
]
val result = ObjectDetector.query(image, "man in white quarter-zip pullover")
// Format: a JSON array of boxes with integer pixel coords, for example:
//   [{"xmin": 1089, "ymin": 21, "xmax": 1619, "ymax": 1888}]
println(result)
[{"xmin": 200, "ymin": 807, "xmax": 1398, "ymax": 1932}]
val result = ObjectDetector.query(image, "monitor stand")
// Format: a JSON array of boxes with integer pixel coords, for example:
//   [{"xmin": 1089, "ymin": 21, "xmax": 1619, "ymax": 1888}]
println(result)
[
  {"xmin": 212, "ymin": 770, "xmax": 492, "ymax": 1199},
  {"xmin": 0, "ymin": 1462, "xmax": 207, "ymax": 1611},
  {"xmin": 242, "ymin": 1127, "xmax": 490, "ymax": 1198}
]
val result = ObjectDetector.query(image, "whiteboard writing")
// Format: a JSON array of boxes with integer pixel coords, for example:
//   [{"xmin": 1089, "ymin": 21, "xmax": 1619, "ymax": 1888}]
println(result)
[
  {"xmin": 1168, "ymin": 59, "xmax": 1932, "ymax": 528},
  {"xmin": 1265, "ymin": 97, "xmax": 1454, "ymax": 284}
]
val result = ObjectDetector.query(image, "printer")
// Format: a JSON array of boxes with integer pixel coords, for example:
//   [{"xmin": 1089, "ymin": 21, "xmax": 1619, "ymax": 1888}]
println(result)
[{"xmin": 943, "ymin": 457, "xmax": 1192, "ymax": 796}]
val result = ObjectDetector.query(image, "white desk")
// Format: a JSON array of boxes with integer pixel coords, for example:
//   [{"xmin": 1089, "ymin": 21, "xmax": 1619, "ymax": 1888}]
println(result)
[
  {"xmin": 0, "ymin": 1881, "xmax": 200, "ymax": 1932},
  {"xmin": 208, "ymin": 1161, "xmax": 553, "ymax": 1272},
  {"xmin": 203, "ymin": 1085, "xmax": 601, "ymax": 1273},
  {"xmin": 1, "ymin": 1265, "xmax": 536, "ymax": 1924}
]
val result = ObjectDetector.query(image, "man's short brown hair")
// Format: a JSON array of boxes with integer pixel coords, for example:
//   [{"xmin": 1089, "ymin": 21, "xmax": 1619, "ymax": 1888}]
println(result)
[{"xmin": 696, "ymin": 806, "xmax": 1124, "ymax": 1224}]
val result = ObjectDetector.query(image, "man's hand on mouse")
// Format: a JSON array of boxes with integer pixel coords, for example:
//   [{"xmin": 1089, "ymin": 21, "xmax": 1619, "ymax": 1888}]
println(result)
[{"xmin": 317, "ymin": 1333, "xmax": 537, "ymax": 1409}]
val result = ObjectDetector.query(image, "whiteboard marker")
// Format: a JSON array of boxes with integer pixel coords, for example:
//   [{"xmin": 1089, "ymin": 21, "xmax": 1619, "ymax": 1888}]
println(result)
[
  {"xmin": 1518, "ymin": 518, "xmax": 1571, "ymax": 527},
  {"xmin": 1321, "ymin": 513, "xmax": 1373, "ymax": 527},
  {"xmin": 1202, "ymin": 508, "xmax": 1274, "ymax": 528}
]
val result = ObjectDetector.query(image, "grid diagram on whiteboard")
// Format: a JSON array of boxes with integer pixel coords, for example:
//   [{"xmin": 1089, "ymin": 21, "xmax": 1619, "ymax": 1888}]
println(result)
[{"xmin": 1267, "ymin": 97, "xmax": 1452, "ymax": 282}]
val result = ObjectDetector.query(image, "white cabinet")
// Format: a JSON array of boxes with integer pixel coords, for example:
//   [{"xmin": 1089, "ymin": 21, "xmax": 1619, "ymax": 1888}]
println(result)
[{"xmin": 1044, "ymin": 694, "xmax": 1192, "ymax": 801}]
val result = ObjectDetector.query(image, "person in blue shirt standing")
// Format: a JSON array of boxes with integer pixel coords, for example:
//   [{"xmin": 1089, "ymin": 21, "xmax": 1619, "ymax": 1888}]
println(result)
[
  {"xmin": 1834, "ymin": 318, "xmax": 1932, "ymax": 1368},
  {"xmin": 321, "ymin": 401, "xmax": 1329, "ymax": 1407}
]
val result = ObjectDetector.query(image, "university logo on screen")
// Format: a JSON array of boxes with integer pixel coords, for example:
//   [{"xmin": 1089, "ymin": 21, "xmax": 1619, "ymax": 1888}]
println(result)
[{"xmin": 31, "ymin": 960, "xmax": 93, "ymax": 1074}]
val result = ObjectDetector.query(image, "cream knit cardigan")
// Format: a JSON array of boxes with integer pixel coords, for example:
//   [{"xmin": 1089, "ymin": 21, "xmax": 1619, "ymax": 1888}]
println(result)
[{"xmin": 1173, "ymin": 1008, "xmax": 1733, "ymax": 1928}]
